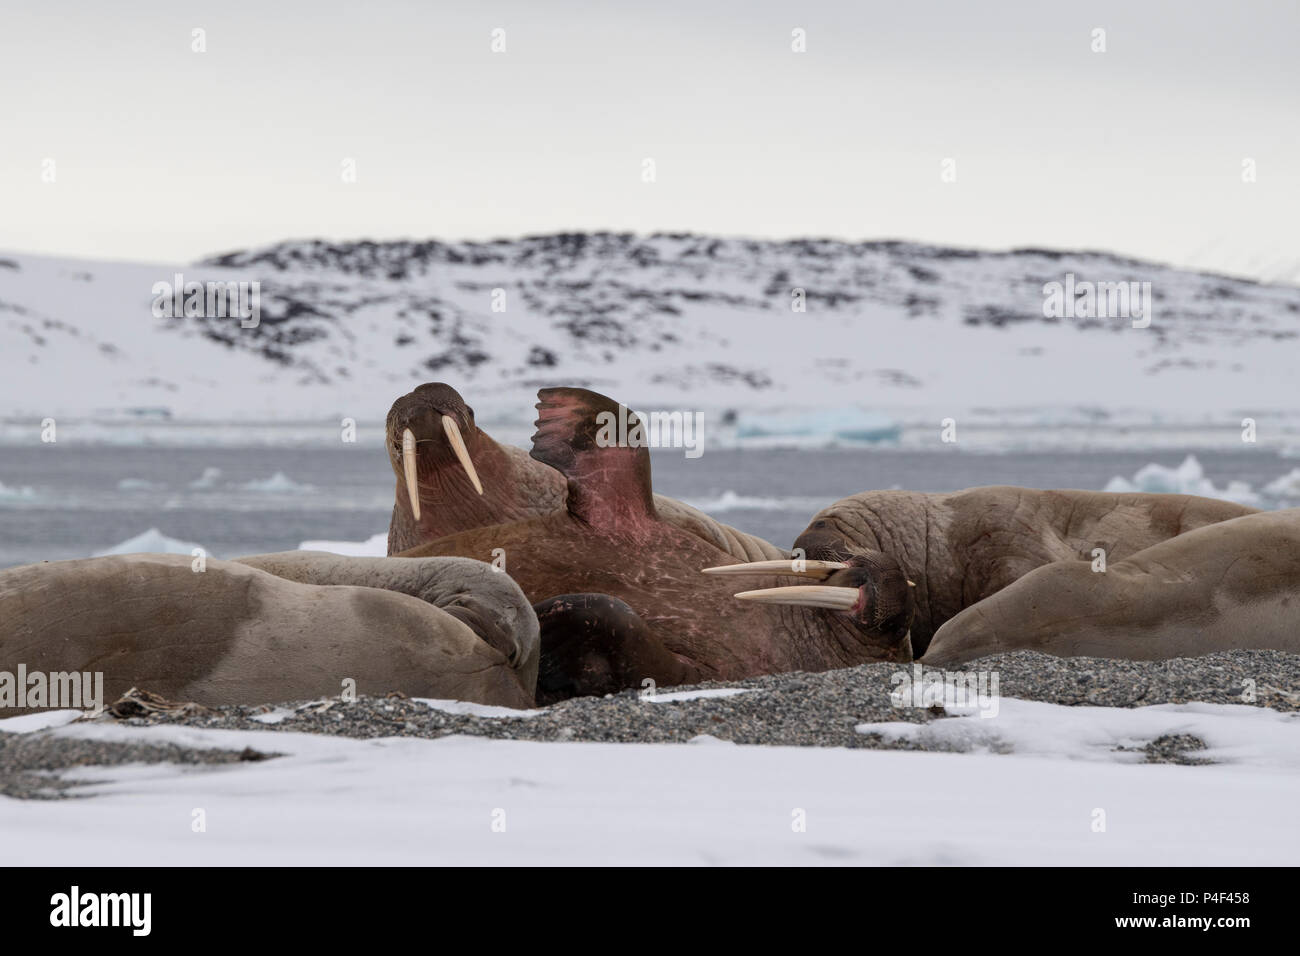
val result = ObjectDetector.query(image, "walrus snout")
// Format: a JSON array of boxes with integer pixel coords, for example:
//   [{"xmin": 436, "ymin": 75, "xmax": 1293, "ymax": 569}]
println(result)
[
  {"xmin": 827, "ymin": 553, "xmax": 915, "ymax": 648},
  {"xmin": 704, "ymin": 550, "xmax": 915, "ymax": 653}
]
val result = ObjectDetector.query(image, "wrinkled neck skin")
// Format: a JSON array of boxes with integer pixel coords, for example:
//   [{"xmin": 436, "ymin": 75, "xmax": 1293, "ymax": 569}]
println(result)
[{"xmin": 387, "ymin": 436, "xmax": 566, "ymax": 554}]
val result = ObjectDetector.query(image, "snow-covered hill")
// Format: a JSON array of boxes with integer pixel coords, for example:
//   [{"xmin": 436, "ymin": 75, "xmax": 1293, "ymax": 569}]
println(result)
[{"xmin": 2, "ymin": 234, "xmax": 1298, "ymax": 439}]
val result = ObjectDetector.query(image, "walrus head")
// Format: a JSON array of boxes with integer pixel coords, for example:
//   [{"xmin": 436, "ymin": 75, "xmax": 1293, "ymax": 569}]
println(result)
[
  {"xmin": 702, "ymin": 551, "xmax": 916, "ymax": 653},
  {"xmin": 386, "ymin": 382, "xmax": 484, "ymax": 521}
]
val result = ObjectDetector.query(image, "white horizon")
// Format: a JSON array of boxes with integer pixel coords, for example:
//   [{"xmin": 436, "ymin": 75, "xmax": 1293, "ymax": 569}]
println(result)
[{"xmin": 2, "ymin": 1, "xmax": 1297, "ymax": 283}]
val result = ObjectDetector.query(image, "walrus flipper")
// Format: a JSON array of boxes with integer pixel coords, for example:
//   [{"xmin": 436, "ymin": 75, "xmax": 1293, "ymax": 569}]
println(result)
[
  {"xmin": 530, "ymin": 387, "xmax": 656, "ymax": 530},
  {"xmin": 533, "ymin": 594, "xmax": 699, "ymax": 704}
]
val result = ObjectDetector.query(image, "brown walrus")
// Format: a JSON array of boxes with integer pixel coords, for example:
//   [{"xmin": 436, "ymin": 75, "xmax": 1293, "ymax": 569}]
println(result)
[
  {"xmin": 386, "ymin": 382, "xmax": 782, "ymax": 561},
  {"xmin": 385, "ymin": 383, "xmax": 561, "ymax": 554},
  {"xmin": 710, "ymin": 486, "xmax": 1256, "ymax": 657},
  {"xmin": 0, "ymin": 553, "xmax": 538, "ymax": 715},
  {"xmin": 921, "ymin": 506, "xmax": 1300, "ymax": 666},
  {"xmin": 401, "ymin": 387, "xmax": 915, "ymax": 702}
]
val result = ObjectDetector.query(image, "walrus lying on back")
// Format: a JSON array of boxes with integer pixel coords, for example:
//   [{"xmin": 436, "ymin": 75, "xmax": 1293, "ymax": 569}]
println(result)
[
  {"xmin": 401, "ymin": 387, "xmax": 919, "ymax": 703},
  {"xmin": 0, "ymin": 553, "xmax": 538, "ymax": 715},
  {"xmin": 386, "ymin": 382, "xmax": 783, "ymax": 561}
]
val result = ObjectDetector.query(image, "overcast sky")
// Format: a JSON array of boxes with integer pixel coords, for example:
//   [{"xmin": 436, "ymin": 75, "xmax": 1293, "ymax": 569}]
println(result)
[{"xmin": 2, "ymin": 0, "xmax": 1296, "ymax": 280}]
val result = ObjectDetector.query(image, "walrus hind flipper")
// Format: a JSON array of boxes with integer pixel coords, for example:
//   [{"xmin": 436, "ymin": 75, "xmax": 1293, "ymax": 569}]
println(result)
[
  {"xmin": 530, "ymin": 387, "xmax": 655, "ymax": 527},
  {"xmin": 533, "ymin": 593, "xmax": 696, "ymax": 704}
]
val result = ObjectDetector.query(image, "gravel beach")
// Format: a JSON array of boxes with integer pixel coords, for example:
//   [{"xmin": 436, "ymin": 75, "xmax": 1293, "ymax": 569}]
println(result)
[{"xmin": 3, "ymin": 649, "xmax": 1297, "ymax": 799}]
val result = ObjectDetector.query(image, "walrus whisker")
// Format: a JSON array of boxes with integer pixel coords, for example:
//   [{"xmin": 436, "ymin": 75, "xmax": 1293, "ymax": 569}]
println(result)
[
  {"xmin": 442, "ymin": 414, "xmax": 483, "ymax": 495},
  {"xmin": 401, "ymin": 428, "xmax": 421, "ymax": 520},
  {"xmin": 702, "ymin": 559, "xmax": 848, "ymax": 579},
  {"xmin": 733, "ymin": 585, "xmax": 860, "ymax": 610}
]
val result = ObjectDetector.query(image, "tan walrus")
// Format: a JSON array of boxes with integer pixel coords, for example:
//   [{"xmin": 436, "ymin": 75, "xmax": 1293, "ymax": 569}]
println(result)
[
  {"xmin": 0, "ymin": 553, "xmax": 538, "ymax": 715},
  {"xmin": 921, "ymin": 507, "xmax": 1300, "ymax": 666},
  {"xmin": 711, "ymin": 486, "xmax": 1257, "ymax": 656}
]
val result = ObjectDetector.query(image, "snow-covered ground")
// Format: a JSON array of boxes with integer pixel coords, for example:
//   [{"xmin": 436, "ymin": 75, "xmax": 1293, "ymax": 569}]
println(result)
[
  {"xmin": 3, "ymin": 235, "xmax": 1299, "ymax": 449},
  {"xmin": 2, "ymin": 701, "xmax": 1295, "ymax": 865}
]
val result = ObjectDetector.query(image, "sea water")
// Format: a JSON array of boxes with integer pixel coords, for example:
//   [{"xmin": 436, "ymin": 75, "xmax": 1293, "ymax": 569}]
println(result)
[{"xmin": 0, "ymin": 444, "xmax": 1294, "ymax": 569}]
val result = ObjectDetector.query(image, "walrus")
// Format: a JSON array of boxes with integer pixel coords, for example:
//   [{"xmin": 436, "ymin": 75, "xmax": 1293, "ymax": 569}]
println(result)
[
  {"xmin": 709, "ymin": 486, "xmax": 1256, "ymax": 656},
  {"xmin": 401, "ymin": 387, "xmax": 916, "ymax": 703},
  {"xmin": 234, "ymin": 550, "xmax": 539, "ymax": 693},
  {"xmin": 386, "ymin": 382, "xmax": 561, "ymax": 554},
  {"xmin": 0, "ymin": 553, "xmax": 538, "ymax": 715},
  {"xmin": 386, "ymin": 382, "xmax": 782, "ymax": 561},
  {"xmin": 921, "ymin": 507, "xmax": 1300, "ymax": 666}
]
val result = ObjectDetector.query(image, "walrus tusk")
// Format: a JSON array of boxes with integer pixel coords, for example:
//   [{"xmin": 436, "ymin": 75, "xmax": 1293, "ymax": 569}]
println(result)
[
  {"xmin": 703, "ymin": 559, "xmax": 849, "ymax": 579},
  {"xmin": 442, "ymin": 415, "xmax": 483, "ymax": 495},
  {"xmin": 402, "ymin": 428, "xmax": 421, "ymax": 520},
  {"xmin": 733, "ymin": 585, "xmax": 860, "ymax": 610}
]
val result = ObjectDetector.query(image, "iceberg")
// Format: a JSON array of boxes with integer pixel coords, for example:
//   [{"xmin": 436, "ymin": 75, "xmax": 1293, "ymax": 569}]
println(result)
[
  {"xmin": 240, "ymin": 471, "xmax": 314, "ymax": 493},
  {"xmin": 297, "ymin": 531, "xmax": 388, "ymax": 556},
  {"xmin": 1102, "ymin": 455, "xmax": 1262, "ymax": 507},
  {"xmin": 93, "ymin": 527, "xmax": 207, "ymax": 557}
]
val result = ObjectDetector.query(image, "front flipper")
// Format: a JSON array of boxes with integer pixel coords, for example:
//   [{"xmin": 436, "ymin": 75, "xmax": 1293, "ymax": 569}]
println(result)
[{"xmin": 533, "ymin": 593, "xmax": 699, "ymax": 704}]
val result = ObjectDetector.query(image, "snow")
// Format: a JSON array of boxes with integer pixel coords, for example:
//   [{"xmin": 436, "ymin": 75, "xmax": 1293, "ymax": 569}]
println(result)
[
  {"xmin": 1104, "ymin": 454, "xmax": 1261, "ymax": 506},
  {"xmin": 1103, "ymin": 454, "xmax": 1300, "ymax": 507},
  {"xmin": 735, "ymin": 408, "xmax": 902, "ymax": 443},
  {"xmin": 0, "ymin": 709, "xmax": 83, "ymax": 733},
  {"xmin": 857, "ymin": 699, "xmax": 1300, "ymax": 771},
  {"xmin": 92, "ymin": 527, "xmax": 207, "ymax": 557},
  {"xmin": 116, "ymin": 477, "xmax": 161, "ymax": 491},
  {"xmin": 0, "ymin": 480, "xmax": 36, "ymax": 500},
  {"xmin": 414, "ymin": 699, "xmax": 548, "ymax": 719},
  {"xmin": 297, "ymin": 532, "xmax": 388, "ymax": 556},
  {"xmin": 188, "ymin": 467, "xmax": 222, "ymax": 489},
  {"xmin": 645, "ymin": 688, "xmax": 754, "ymax": 703},
  {"xmin": 3, "ymin": 240, "xmax": 1300, "ymax": 451},
  {"xmin": 2, "ymin": 706, "xmax": 1297, "ymax": 865},
  {"xmin": 1263, "ymin": 467, "xmax": 1300, "ymax": 501},
  {"xmin": 238, "ymin": 471, "xmax": 313, "ymax": 493},
  {"xmin": 682, "ymin": 490, "xmax": 831, "ymax": 514}
]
